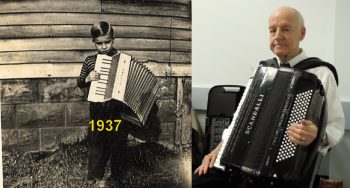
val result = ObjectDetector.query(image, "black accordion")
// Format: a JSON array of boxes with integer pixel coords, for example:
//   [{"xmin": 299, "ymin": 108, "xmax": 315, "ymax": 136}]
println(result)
[
  {"xmin": 214, "ymin": 66, "xmax": 326, "ymax": 181},
  {"xmin": 88, "ymin": 52, "xmax": 160, "ymax": 126}
]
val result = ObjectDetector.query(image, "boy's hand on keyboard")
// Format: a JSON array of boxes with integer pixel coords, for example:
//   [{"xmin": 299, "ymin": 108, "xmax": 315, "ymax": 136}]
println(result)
[{"xmin": 86, "ymin": 70, "xmax": 100, "ymax": 82}]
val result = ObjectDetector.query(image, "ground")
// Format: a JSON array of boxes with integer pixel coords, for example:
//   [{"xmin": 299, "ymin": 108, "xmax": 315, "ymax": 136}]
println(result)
[{"xmin": 3, "ymin": 140, "xmax": 191, "ymax": 188}]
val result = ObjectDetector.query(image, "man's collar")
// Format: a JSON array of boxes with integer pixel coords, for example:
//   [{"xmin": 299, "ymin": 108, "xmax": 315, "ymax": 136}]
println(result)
[{"xmin": 276, "ymin": 49, "xmax": 308, "ymax": 67}]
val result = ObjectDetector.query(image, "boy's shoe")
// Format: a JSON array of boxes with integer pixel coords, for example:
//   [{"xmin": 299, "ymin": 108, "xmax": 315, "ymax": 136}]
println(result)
[
  {"xmin": 105, "ymin": 177, "xmax": 118, "ymax": 187},
  {"xmin": 96, "ymin": 179, "xmax": 108, "ymax": 188},
  {"xmin": 87, "ymin": 179, "xmax": 96, "ymax": 185},
  {"xmin": 95, "ymin": 178, "xmax": 121, "ymax": 188}
]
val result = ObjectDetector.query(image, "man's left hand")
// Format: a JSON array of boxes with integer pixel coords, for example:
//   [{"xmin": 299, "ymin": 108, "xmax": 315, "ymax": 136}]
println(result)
[{"xmin": 288, "ymin": 119, "xmax": 318, "ymax": 146}]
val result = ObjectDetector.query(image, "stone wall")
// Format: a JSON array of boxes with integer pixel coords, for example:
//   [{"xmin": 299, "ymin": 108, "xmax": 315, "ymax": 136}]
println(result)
[{"xmin": 1, "ymin": 76, "xmax": 191, "ymax": 152}]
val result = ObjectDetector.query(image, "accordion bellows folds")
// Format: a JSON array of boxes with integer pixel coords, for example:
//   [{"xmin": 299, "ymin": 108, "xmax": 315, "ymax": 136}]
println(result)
[
  {"xmin": 214, "ymin": 66, "xmax": 326, "ymax": 181},
  {"xmin": 88, "ymin": 52, "xmax": 160, "ymax": 126}
]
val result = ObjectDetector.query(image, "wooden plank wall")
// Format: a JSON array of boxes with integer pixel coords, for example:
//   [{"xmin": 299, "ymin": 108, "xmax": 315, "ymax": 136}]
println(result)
[{"xmin": 0, "ymin": 0, "xmax": 192, "ymax": 79}]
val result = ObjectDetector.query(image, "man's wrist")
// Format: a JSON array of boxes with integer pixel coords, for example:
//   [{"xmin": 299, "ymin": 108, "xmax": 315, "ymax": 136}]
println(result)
[{"xmin": 321, "ymin": 133, "xmax": 328, "ymax": 146}]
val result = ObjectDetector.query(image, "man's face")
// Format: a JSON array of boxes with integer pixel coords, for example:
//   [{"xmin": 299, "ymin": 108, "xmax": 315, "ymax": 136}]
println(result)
[
  {"xmin": 269, "ymin": 10, "xmax": 305, "ymax": 62},
  {"xmin": 94, "ymin": 36, "xmax": 114, "ymax": 54}
]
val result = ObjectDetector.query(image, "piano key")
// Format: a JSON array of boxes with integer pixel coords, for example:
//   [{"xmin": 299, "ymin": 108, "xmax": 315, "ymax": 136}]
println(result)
[
  {"xmin": 100, "ymin": 74, "xmax": 109, "ymax": 81},
  {"xmin": 98, "ymin": 80, "xmax": 108, "ymax": 84}
]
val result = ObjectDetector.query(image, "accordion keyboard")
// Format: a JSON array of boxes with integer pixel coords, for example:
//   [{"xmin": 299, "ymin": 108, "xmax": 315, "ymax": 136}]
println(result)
[
  {"xmin": 214, "ymin": 77, "xmax": 253, "ymax": 170},
  {"xmin": 92, "ymin": 55, "xmax": 112, "ymax": 97}
]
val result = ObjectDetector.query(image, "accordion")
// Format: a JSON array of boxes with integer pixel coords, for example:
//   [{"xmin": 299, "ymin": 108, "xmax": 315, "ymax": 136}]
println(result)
[
  {"xmin": 87, "ymin": 52, "xmax": 160, "ymax": 126},
  {"xmin": 214, "ymin": 66, "xmax": 326, "ymax": 181}
]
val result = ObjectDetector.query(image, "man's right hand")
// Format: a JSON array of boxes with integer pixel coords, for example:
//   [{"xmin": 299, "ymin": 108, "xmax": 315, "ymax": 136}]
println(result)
[
  {"xmin": 194, "ymin": 141, "xmax": 223, "ymax": 176},
  {"xmin": 86, "ymin": 70, "xmax": 99, "ymax": 82}
]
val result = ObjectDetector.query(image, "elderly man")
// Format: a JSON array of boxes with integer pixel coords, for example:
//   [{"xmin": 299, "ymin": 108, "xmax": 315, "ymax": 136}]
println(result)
[{"xmin": 193, "ymin": 6, "xmax": 344, "ymax": 188}]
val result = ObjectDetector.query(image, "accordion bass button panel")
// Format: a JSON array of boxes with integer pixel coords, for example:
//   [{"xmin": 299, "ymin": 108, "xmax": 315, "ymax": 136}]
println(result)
[{"xmin": 275, "ymin": 89, "xmax": 313, "ymax": 163}]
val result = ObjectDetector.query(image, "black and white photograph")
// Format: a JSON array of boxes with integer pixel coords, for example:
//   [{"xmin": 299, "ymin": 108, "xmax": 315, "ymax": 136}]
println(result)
[{"xmin": 0, "ymin": 0, "xmax": 191, "ymax": 187}]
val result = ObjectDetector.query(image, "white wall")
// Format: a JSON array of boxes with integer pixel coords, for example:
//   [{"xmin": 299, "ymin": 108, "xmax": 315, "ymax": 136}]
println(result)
[
  {"xmin": 332, "ymin": 0, "xmax": 350, "ymax": 182},
  {"xmin": 334, "ymin": 0, "xmax": 350, "ymax": 101},
  {"xmin": 193, "ymin": 0, "xmax": 336, "ymax": 90}
]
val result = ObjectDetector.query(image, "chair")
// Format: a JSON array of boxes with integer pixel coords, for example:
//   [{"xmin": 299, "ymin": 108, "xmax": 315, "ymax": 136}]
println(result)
[{"xmin": 204, "ymin": 85, "xmax": 245, "ymax": 154}]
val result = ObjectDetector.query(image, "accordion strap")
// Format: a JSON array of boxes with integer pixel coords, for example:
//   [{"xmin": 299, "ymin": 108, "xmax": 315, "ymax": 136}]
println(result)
[
  {"xmin": 294, "ymin": 57, "xmax": 339, "ymax": 86},
  {"xmin": 260, "ymin": 57, "xmax": 339, "ymax": 86},
  {"xmin": 259, "ymin": 58, "xmax": 279, "ymax": 68}
]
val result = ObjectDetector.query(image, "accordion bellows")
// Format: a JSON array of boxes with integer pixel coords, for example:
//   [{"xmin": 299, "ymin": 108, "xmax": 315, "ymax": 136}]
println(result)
[
  {"xmin": 88, "ymin": 52, "xmax": 160, "ymax": 126},
  {"xmin": 214, "ymin": 66, "xmax": 326, "ymax": 181}
]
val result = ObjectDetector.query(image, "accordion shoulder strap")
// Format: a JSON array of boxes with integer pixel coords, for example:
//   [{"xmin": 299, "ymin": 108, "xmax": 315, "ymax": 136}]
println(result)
[
  {"xmin": 260, "ymin": 57, "xmax": 339, "ymax": 86},
  {"xmin": 294, "ymin": 57, "xmax": 339, "ymax": 86},
  {"xmin": 259, "ymin": 58, "xmax": 279, "ymax": 68}
]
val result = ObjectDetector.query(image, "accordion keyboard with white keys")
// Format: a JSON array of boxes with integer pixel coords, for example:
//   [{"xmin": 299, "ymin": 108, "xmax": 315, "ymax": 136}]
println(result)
[
  {"xmin": 88, "ymin": 52, "xmax": 160, "ymax": 126},
  {"xmin": 214, "ymin": 66, "xmax": 326, "ymax": 181}
]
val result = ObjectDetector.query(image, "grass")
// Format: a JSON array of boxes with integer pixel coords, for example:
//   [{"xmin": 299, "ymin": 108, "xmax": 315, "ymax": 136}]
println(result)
[{"xmin": 3, "ymin": 140, "xmax": 191, "ymax": 188}]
